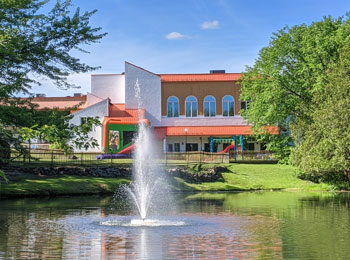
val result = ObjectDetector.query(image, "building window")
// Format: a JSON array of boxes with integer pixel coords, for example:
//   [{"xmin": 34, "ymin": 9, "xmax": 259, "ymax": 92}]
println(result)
[
  {"xmin": 204, "ymin": 96, "xmax": 216, "ymax": 117},
  {"xmin": 186, "ymin": 143, "xmax": 198, "ymax": 152},
  {"xmin": 222, "ymin": 95, "xmax": 235, "ymax": 116},
  {"xmin": 247, "ymin": 143, "xmax": 255, "ymax": 151},
  {"xmin": 167, "ymin": 96, "xmax": 179, "ymax": 117},
  {"xmin": 123, "ymin": 131, "xmax": 136, "ymax": 146},
  {"xmin": 168, "ymin": 144, "xmax": 173, "ymax": 152},
  {"xmin": 185, "ymin": 96, "xmax": 198, "ymax": 117},
  {"xmin": 174, "ymin": 143, "xmax": 180, "ymax": 152},
  {"xmin": 240, "ymin": 101, "xmax": 251, "ymax": 112}
]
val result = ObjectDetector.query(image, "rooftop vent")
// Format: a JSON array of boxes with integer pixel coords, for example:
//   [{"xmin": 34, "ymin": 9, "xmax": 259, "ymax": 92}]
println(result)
[
  {"xmin": 35, "ymin": 93, "xmax": 46, "ymax": 97},
  {"xmin": 210, "ymin": 70, "xmax": 226, "ymax": 74},
  {"xmin": 73, "ymin": 93, "xmax": 82, "ymax": 97}
]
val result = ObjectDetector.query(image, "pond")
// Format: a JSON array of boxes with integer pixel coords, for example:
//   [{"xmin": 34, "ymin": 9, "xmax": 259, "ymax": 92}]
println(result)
[{"xmin": 0, "ymin": 191, "xmax": 349, "ymax": 259}]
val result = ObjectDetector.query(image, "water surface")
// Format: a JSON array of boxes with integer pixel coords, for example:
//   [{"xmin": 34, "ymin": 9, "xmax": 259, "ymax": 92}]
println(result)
[{"xmin": 0, "ymin": 191, "xmax": 349, "ymax": 259}]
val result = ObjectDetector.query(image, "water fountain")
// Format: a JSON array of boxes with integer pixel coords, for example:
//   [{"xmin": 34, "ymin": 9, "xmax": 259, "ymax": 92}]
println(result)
[{"xmin": 102, "ymin": 80, "xmax": 181, "ymax": 227}]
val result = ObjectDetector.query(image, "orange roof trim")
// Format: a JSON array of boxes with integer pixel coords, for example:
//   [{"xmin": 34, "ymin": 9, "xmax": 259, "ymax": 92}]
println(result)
[
  {"xmin": 154, "ymin": 126, "xmax": 278, "ymax": 139},
  {"xmin": 109, "ymin": 104, "xmax": 143, "ymax": 118},
  {"xmin": 160, "ymin": 73, "xmax": 241, "ymax": 82}
]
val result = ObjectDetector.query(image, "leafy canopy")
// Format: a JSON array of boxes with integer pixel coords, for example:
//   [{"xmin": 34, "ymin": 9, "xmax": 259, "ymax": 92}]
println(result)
[
  {"xmin": 239, "ymin": 14, "xmax": 350, "ymax": 162},
  {"xmin": 0, "ymin": 0, "xmax": 106, "ymax": 99},
  {"xmin": 292, "ymin": 44, "xmax": 350, "ymax": 181},
  {"xmin": 0, "ymin": 0, "xmax": 106, "ymax": 153},
  {"xmin": 240, "ymin": 15, "xmax": 350, "ymax": 131}
]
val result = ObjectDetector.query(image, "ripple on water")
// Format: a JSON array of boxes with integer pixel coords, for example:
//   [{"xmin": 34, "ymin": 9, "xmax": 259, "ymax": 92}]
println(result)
[{"xmin": 100, "ymin": 218, "xmax": 187, "ymax": 227}]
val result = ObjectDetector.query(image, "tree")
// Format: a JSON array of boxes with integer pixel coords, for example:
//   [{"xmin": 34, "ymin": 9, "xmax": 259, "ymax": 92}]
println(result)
[
  {"xmin": 0, "ymin": 0, "xmax": 105, "ymax": 152},
  {"xmin": 239, "ymin": 14, "xmax": 350, "ymax": 161},
  {"xmin": 0, "ymin": 0, "xmax": 106, "ymax": 99},
  {"xmin": 291, "ymin": 44, "xmax": 350, "ymax": 183}
]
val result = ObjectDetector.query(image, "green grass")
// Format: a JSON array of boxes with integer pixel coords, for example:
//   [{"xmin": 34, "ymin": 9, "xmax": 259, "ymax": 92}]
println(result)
[
  {"xmin": 0, "ymin": 176, "xmax": 130, "ymax": 197},
  {"xmin": 0, "ymin": 163, "xmax": 332, "ymax": 198},
  {"xmin": 173, "ymin": 163, "xmax": 332, "ymax": 191}
]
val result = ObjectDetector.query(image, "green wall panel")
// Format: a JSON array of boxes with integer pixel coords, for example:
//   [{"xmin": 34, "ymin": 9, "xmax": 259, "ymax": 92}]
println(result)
[{"xmin": 106, "ymin": 124, "xmax": 138, "ymax": 153}]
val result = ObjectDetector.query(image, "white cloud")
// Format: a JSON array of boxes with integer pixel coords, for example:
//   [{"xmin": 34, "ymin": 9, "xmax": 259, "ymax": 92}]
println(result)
[
  {"xmin": 165, "ymin": 32, "xmax": 188, "ymax": 40},
  {"xmin": 201, "ymin": 20, "xmax": 220, "ymax": 30}
]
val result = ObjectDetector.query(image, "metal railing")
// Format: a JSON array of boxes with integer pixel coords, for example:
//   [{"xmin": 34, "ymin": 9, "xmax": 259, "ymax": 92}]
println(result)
[
  {"xmin": 0, "ymin": 148, "xmax": 276, "ymax": 167},
  {"xmin": 229, "ymin": 150, "xmax": 276, "ymax": 162}
]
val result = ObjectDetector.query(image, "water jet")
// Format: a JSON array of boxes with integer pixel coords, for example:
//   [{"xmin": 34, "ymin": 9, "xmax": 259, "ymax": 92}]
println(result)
[{"xmin": 124, "ymin": 80, "xmax": 173, "ymax": 225}]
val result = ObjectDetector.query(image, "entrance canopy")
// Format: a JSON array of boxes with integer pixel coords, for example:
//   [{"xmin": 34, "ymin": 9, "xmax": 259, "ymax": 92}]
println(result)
[{"xmin": 154, "ymin": 126, "xmax": 278, "ymax": 139}]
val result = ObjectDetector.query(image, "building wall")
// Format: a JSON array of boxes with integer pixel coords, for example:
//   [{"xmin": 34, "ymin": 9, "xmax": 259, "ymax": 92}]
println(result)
[
  {"xmin": 161, "ymin": 81, "xmax": 242, "ymax": 116},
  {"xmin": 69, "ymin": 99, "xmax": 109, "ymax": 152},
  {"xmin": 160, "ymin": 116, "xmax": 247, "ymax": 126},
  {"xmin": 91, "ymin": 74, "xmax": 125, "ymax": 104},
  {"xmin": 165, "ymin": 136, "xmax": 226, "ymax": 152},
  {"xmin": 125, "ymin": 62, "xmax": 162, "ymax": 126}
]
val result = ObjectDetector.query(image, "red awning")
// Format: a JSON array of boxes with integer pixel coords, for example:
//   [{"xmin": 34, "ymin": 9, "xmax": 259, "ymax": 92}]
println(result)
[{"xmin": 154, "ymin": 126, "xmax": 278, "ymax": 139}]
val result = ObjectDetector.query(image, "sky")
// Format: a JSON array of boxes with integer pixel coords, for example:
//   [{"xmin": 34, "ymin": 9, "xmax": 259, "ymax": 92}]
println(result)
[{"xmin": 33, "ymin": 0, "xmax": 350, "ymax": 97}]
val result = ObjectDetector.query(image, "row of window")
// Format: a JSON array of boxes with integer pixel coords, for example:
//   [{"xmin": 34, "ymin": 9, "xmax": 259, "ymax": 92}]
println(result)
[
  {"xmin": 167, "ymin": 95, "xmax": 249, "ymax": 117},
  {"xmin": 167, "ymin": 142, "xmax": 264, "ymax": 152}
]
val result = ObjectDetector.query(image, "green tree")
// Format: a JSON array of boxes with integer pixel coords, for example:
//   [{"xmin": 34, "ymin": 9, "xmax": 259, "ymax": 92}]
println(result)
[
  {"xmin": 0, "ymin": 0, "xmax": 106, "ymax": 99},
  {"xmin": 239, "ymin": 15, "xmax": 350, "ymax": 161},
  {"xmin": 0, "ymin": 0, "xmax": 105, "ymax": 152},
  {"xmin": 292, "ymin": 44, "xmax": 350, "ymax": 183}
]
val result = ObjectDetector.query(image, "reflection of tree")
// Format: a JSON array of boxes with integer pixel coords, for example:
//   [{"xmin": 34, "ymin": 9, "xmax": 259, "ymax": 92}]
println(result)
[
  {"xmin": 1, "ymin": 193, "xmax": 350, "ymax": 259},
  {"xmin": 1, "ymin": 212, "xmax": 64, "ymax": 259},
  {"xmin": 280, "ymin": 193, "xmax": 350, "ymax": 260}
]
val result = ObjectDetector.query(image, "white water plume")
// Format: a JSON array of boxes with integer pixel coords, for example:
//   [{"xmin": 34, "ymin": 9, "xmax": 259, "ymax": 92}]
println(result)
[{"xmin": 126, "ymin": 80, "xmax": 172, "ymax": 220}]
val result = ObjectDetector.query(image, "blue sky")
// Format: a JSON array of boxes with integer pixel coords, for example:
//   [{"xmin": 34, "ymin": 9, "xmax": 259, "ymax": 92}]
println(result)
[{"xmin": 34, "ymin": 0, "xmax": 350, "ymax": 96}]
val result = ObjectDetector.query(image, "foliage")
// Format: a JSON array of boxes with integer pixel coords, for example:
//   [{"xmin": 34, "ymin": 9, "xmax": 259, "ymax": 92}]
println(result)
[
  {"xmin": 0, "ymin": 0, "xmax": 105, "ymax": 152},
  {"xmin": 20, "ymin": 117, "xmax": 101, "ymax": 153},
  {"xmin": 0, "ymin": 0, "xmax": 106, "ymax": 98},
  {"xmin": 255, "ymin": 133, "xmax": 293, "ymax": 164},
  {"xmin": 0, "ymin": 169, "xmax": 8, "ymax": 184},
  {"xmin": 292, "ymin": 44, "xmax": 350, "ymax": 182},
  {"xmin": 239, "ymin": 15, "xmax": 350, "ymax": 162}
]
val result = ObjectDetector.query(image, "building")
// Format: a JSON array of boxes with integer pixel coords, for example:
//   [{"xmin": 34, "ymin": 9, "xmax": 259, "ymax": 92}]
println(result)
[
  {"xmin": 69, "ymin": 62, "xmax": 278, "ymax": 153},
  {"xmin": 29, "ymin": 94, "xmax": 87, "ymax": 111}
]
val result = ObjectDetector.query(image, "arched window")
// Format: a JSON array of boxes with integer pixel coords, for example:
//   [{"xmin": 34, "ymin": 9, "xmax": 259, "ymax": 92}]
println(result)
[
  {"xmin": 185, "ymin": 96, "xmax": 198, "ymax": 117},
  {"xmin": 167, "ymin": 96, "xmax": 179, "ymax": 117},
  {"xmin": 222, "ymin": 95, "xmax": 235, "ymax": 116},
  {"xmin": 204, "ymin": 95, "xmax": 216, "ymax": 117}
]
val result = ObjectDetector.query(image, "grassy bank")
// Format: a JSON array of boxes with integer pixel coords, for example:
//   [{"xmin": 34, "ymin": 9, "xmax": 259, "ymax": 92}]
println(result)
[
  {"xmin": 0, "ymin": 164, "xmax": 331, "ymax": 198},
  {"xmin": 0, "ymin": 175, "xmax": 130, "ymax": 197},
  {"xmin": 172, "ymin": 164, "xmax": 331, "ymax": 191}
]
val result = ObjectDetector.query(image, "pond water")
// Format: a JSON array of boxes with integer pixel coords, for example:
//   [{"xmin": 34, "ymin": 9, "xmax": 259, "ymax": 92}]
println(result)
[{"xmin": 0, "ymin": 191, "xmax": 349, "ymax": 259}]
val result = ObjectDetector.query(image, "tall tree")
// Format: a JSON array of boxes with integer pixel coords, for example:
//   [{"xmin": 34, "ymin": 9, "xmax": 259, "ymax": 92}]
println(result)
[
  {"xmin": 239, "ymin": 14, "xmax": 350, "ymax": 160},
  {"xmin": 0, "ymin": 0, "xmax": 106, "ymax": 99},
  {"xmin": 0, "ymin": 0, "xmax": 106, "ymax": 154},
  {"xmin": 292, "ymin": 44, "xmax": 350, "ymax": 182}
]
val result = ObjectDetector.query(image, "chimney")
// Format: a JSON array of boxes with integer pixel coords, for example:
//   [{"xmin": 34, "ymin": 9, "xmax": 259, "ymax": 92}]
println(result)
[
  {"xmin": 74, "ymin": 93, "xmax": 82, "ymax": 97},
  {"xmin": 210, "ymin": 70, "xmax": 226, "ymax": 74},
  {"xmin": 35, "ymin": 93, "xmax": 46, "ymax": 97}
]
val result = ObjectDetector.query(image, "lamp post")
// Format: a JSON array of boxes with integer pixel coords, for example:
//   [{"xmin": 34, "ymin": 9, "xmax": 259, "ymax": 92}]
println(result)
[
  {"xmin": 184, "ymin": 128, "xmax": 188, "ymax": 164},
  {"xmin": 184, "ymin": 128, "xmax": 188, "ymax": 152}
]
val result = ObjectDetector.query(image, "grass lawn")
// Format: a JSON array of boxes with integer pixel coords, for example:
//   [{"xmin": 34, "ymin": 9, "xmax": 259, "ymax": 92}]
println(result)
[
  {"xmin": 0, "ymin": 175, "xmax": 130, "ymax": 197},
  {"xmin": 173, "ymin": 163, "xmax": 331, "ymax": 191},
  {"xmin": 0, "ymin": 163, "xmax": 331, "ymax": 198}
]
